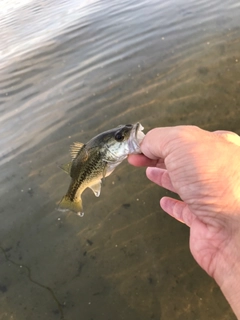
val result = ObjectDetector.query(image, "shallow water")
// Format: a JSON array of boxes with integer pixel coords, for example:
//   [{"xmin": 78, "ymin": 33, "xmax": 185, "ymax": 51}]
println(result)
[{"xmin": 0, "ymin": 0, "xmax": 240, "ymax": 319}]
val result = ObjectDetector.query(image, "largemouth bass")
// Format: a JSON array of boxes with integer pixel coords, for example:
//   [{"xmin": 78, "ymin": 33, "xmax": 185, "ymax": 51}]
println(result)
[{"xmin": 58, "ymin": 123, "xmax": 145, "ymax": 216}]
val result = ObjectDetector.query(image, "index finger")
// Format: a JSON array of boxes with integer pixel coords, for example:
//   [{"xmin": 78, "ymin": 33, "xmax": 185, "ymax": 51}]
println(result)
[
  {"xmin": 128, "ymin": 154, "xmax": 165, "ymax": 168},
  {"xmin": 128, "ymin": 154, "xmax": 157, "ymax": 167}
]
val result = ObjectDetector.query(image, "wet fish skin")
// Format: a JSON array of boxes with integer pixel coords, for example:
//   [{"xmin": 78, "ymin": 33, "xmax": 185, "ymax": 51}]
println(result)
[{"xmin": 58, "ymin": 123, "xmax": 144, "ymax": 215}]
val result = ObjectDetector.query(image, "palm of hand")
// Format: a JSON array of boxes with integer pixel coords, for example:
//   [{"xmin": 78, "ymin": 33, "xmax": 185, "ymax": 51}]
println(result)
[
  {"xmin": 189, "ymin": 212, "xmax": 231, "ymax": 277},
  {"xmin": 129, "ymin": 126, "xmax": 240, "ymax": 316},
  {"xmin": 148, "ymin": 163, "xmax": 234, "ymax": 277},
  {"xmin": 148, "ymin": 129, "xmax": 240, "ymax": 279}
]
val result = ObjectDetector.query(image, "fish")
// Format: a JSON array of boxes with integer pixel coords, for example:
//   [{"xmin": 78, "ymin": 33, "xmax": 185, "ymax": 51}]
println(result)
[{"xmin": 58, "ymin": 122, "xmax": 145, "ymax": 216}]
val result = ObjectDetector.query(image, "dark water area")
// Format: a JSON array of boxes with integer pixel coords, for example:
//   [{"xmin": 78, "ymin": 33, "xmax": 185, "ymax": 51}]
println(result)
[{"xmin": 1, "ymin": 0, "xmax": 240, "ymax": 319}]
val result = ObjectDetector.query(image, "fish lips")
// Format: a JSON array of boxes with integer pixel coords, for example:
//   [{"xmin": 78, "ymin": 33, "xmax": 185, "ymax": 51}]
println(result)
[{"xmin": 128, "ymin": 122, "xmax": 145, "ymax": 154}]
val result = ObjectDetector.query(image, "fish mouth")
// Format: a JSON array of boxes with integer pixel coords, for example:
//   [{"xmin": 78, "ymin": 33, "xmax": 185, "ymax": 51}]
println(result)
[
  {"xmin": 133, "ymin": 122, "xmax": 145, "ymax": 141},
  {"xmin": 128, "ymin": 122, "xmax": 145, "ymax": 154}
]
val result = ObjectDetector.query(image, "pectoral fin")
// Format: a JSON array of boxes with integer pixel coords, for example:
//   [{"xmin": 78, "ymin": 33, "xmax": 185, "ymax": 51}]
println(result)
[
  {"xmin": 103, "ymin": 161, "xmax": 121, "ymax": 178},
  {"xmin": 89, "ymin": 181, "xmax": 102, "ymax": 197}
]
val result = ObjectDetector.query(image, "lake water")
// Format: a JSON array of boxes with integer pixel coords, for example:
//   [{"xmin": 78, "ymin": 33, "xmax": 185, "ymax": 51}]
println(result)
[{"xmin": 0, "ymin": 0, "xmax": 240, "ymax": 319}]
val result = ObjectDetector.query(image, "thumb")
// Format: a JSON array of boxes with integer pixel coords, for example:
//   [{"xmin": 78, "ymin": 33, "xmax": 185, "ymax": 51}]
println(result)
[{"xmin": 160, "ymin": 197, "xmax": 194, "ymax": 227}]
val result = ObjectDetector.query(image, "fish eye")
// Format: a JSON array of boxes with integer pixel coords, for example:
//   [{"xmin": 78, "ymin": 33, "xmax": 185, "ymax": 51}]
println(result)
[{"xmin": 115, "ymin": 131, "xmax": 124, "ymax": 142}]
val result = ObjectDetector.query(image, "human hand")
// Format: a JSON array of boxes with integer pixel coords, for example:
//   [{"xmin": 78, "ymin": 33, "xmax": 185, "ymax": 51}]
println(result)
[{"xmin": 128, "ymin": 126, "xmax": 240, "ymax": 318}]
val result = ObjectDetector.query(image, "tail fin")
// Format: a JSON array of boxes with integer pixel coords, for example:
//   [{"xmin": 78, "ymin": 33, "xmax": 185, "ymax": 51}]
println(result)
[{"xmin": 58, "ymin": 195, "xmax": 84, "ymax": 216}]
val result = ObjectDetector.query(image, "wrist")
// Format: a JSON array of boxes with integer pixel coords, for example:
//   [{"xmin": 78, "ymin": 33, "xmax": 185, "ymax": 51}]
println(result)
[{"xmin": 214, "ymin": 240, "xmax": 240, "ymax": 318}]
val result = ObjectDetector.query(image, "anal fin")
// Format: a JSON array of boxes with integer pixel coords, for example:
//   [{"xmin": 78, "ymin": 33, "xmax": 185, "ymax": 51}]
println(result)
[{"xmin": 89, "ymin": 181, "xmax": 102, "ymax": 197}]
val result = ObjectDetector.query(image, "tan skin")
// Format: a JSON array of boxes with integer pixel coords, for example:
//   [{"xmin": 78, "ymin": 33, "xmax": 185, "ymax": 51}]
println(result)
[{"xmin": 128, "ymin": 126, "xmax": 240, "ymax": 318}]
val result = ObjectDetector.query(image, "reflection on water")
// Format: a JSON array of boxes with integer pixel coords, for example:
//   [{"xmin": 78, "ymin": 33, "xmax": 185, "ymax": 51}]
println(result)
[{"xmin": 0, "ymin": 0, "xmax": 240, "ymax": 319}]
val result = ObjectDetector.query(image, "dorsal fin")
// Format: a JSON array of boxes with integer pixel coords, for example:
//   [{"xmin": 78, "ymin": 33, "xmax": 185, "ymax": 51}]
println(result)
[{"xmin": 70, "ymin": 142, "xmax": 84, "ymax": 159}]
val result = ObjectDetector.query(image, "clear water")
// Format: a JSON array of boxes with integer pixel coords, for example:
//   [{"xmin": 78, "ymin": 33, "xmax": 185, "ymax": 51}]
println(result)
[{"xmin": 0, "ymin": 0, "xmax": 240, "ymax": 319}]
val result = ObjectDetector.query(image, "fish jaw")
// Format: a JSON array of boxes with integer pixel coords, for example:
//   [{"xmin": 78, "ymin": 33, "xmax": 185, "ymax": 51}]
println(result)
[
  {"xmin": 101, "ymin": 123, "xmax": 145, "ymax": 186},
  {"xmin": 104, "ymin": 122, "xmax": 145, "ymax": 160},
  {"xmin": 127, "ymin": 122, "xmax": 145, "ymax": 154}
]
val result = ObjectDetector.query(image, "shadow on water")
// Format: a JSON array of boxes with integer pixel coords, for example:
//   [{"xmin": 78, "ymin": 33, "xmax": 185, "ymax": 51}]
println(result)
[{"xmin": 0, "ymin": 0, "xmax": 240, "ymax": 319}]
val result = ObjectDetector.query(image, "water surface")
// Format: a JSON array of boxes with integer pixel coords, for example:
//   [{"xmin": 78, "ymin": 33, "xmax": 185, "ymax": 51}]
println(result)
[{"xmin": 0, "ymin": 0, "xmax": 240, "ymax": 319}]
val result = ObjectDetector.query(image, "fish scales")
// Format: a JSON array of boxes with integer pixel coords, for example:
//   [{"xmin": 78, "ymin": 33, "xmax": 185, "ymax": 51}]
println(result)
[{"xmin": 68, "ymin": 150, "xmax": 103, "ymax": 200}]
